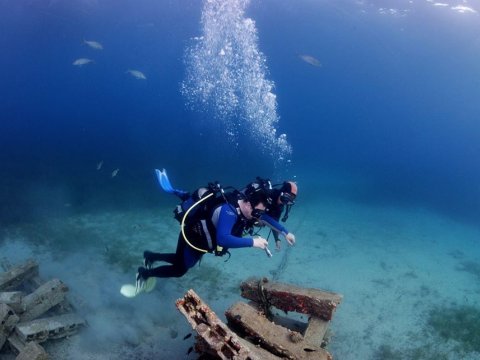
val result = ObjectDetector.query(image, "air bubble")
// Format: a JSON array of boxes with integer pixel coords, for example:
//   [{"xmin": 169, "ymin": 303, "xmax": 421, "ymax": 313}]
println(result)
[{"xmin": 181, "ymin": 0, "xmax": 292, "ymax": 163}]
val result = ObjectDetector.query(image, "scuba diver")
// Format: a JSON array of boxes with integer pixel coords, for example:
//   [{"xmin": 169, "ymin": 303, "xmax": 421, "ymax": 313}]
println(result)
[
  {"xmin": 135, "ymin": 170, "xmax": 296, "ymax": 290},
  {"xmin": 243, "ymin": 178, "xmax": 298, "ymax": 250},
  {"xmin": 266, "ymin": 181, "xmax": 298, "ymax": 249}
]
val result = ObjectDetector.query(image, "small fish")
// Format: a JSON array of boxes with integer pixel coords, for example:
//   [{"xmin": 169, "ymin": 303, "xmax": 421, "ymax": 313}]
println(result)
[
  {"xmin": 111, "ymin": 168, "xmax": 119, "ymax": 177},
  {"xmin": 83, "ymin": 39, "xmax": 103, "ymax": 50},
  {"xmin": 96, "ymin": 160, "xmax": 103, "ymax": 170},
  {"xmin": 126, "ymin": 69, "xmax": 147, "ymax": 80},
  {"xmin": 73, "ymin": 58, "xmax": 93, "ymax": 66},
  {"xmin": 299, "ymin": 54, "xmax": 321, "ymax": 67},
  {"xmin": 183, "ymin": 333, "xmax": 192, "ymax": 340},
  {"xmin": 186, "ymin": 346, "xmax": 193, "ymax": 355}
]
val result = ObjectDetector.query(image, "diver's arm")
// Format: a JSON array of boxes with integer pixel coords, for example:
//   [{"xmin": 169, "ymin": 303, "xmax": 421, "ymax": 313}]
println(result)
[
  {"xmin": 258, "ymin": 213, "xmax": 288, "ymax": 235},
  {"xmin": 258, "ymin": 213, "xmax": 296, "ymax": 246},
  {"xmin": 216, "ymin": 205, "xmax": 253, "ymax": 248}
]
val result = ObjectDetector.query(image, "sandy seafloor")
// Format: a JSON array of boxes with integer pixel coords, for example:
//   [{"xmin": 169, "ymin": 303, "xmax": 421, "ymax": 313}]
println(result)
[{"xmin": 1, "ymin": 191, "xmax": 479, "ymax": 360}]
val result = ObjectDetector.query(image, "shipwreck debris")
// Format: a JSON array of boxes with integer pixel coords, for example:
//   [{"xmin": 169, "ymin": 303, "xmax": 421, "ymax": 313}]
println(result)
[
  {"xmin": 176, "ymin": 289, "xmax": 255, "ymax": 360},
  {"xmin": 176, "ymin": 277, "xmax": 343, "ymax": 359},
  {"xmin": 0, "ymin": 260, "xmax": 87, "ymax": 359}
]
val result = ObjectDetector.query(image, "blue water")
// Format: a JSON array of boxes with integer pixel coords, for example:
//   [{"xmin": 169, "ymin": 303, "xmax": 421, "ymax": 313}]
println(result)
[
  {"xmin": 1, "ymin": 0, "xmax": 478, "ymax": 226},
  {"xmin": 0, "ymin": 1, "xmax": 479, "ymax": 357},
  {"xmin": 0, "ymin": 1, "xmax": 480, "ymax": 221}
]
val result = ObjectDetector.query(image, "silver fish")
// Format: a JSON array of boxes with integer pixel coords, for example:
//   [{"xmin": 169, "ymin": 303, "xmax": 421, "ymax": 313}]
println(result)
[
  {"xmin": 73, "ymin": 58, "xmax": 93, "ymax": 66},
  {"xmin": 299, "ymin": 54, "xmax": 321, "ymax": 67},
  {"xmin": 96, "ymin": 160, "xmax": 103, "ymax": 170},
  {"xmin": 111, "ymin": 168, "xmax": 120, "ymax": 177},
  {"xmin": 84, "ymin": 39, "xmax": 103, "ymax": 50},
  {"xmin": 126, "ymin": 69, "xmax": 147, "ymax": 80}
]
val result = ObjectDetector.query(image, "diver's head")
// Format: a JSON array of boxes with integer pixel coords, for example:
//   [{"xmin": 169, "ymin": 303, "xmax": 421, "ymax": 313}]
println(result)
[
  {"xmin": 238, "ymin": 199, "xmax": 266, "ymax": 220},
  {"xmin": 279, "ymin": 181, "xmax": 297, "ymax": 206},
  {"xmin": 243, "ymin": 180, "xmax": 270, "ymax": 208}
]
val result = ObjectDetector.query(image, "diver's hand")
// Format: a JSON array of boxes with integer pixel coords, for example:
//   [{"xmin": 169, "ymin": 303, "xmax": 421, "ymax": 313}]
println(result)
[
  {"xmin": 284, "ymin": 232, "xmax": 296, "ymax": 246},
  {"xmin": 253, "ymin": 236, "xmax": 268, "ymax": 250}
]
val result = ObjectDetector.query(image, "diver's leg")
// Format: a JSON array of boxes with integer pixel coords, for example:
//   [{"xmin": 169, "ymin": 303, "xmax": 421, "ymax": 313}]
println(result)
[
  {"xmin": 143, "ymin": 232, "xmax": 188, "ymax": 266},
  {"xmin": 140, "ymin": 233, "xmax": 203, "ymax": 279},
  {"xmin": 144, "ymin": 251, "xmax": 176, "ymax": 266},
  {"xmin": 143, "ymin": 262, "xmax": 187, "ymax": 278}
]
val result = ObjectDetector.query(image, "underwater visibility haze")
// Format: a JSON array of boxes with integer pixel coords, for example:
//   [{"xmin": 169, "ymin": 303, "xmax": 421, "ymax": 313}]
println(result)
[{"xmin": 1, "ymin": 0, "xmax": 480, "ymax": 359}]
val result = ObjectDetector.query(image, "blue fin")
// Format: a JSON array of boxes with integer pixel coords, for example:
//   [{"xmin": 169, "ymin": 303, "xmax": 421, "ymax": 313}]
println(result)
[
  {"xmin": 154, "ymin": 169, "xmax": 189, "ymax": 198},
  {"xmin": 155, "ymin": 168, "xmax": 174, "ymax": 193}
]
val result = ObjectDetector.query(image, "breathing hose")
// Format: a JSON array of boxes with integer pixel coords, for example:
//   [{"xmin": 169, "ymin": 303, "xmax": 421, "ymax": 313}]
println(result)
[{"xmin": 181, "ymin": 192, "xmax": 214, "ymax": 253}]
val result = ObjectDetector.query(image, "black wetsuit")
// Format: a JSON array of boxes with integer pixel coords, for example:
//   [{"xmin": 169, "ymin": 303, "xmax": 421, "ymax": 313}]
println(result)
[
  {"xmin": 265, "ymin": 189, "xmax": 286, "ymax": 242},
  {"xmin": 142, "ymin": 202, "xmax": 288, "ymax": 279}
]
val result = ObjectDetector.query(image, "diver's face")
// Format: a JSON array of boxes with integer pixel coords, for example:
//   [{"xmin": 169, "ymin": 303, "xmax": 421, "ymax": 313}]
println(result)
[
  {"xmin": 240, "ymin": 200, "xmax": 266, "ymax": 219},
  {"xmin": 280, "ymin": 192, "xmax": 296, "ymax": 206},
  {"xmin": 250, "ymin": 202, "xmax": 266, "ymax": 220}
]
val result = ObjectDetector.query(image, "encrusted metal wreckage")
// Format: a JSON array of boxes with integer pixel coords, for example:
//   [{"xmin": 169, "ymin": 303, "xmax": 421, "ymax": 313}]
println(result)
[
  {"xmin": 0, "ymin": 260, "xmax": 86, "ymax": 359},
  {"xmin": 176, "ymin": 277, "xmax": 343, "ymax": 359}
]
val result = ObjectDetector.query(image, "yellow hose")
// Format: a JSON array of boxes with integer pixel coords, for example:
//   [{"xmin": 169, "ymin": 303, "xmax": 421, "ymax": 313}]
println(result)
[{"xmin": 181, "ymin": 192, "xmax": 215, "ymax": 253}]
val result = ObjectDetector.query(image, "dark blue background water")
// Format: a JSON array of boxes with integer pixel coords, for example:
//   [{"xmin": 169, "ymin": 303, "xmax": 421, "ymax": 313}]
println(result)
[{"xmin": 1, "ymin": 0, "xmax": 479, "ymax": 225}]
